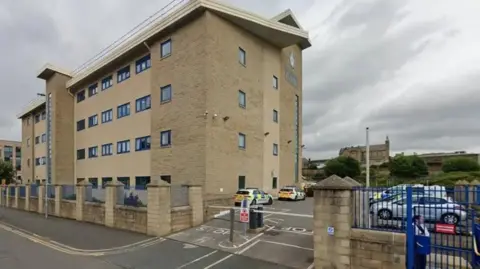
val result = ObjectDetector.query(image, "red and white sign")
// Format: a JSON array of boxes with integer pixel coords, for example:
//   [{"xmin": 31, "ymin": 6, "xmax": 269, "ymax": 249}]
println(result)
[
  {"xmin": 435, "ymin": 223, "xmax": 456, "ymax": 234},
  {"xmin": 240, "ymin": 210, "xmax": 249, "ymax": 223}
]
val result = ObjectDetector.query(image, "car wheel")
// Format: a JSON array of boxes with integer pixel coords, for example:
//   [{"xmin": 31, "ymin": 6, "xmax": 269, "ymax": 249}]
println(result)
[
  {"xmin": 441, "ymin": 213, "xmax": 460, "ymax": 225},
  {"xmin": 294, "ymin": 195, "xmax": 298, "ymax": 201},
  {"xmin": 267, "ymin": 198, "xmax": 273, "ymax": 205},
  {"xmin": 378, "ymin": 209, "xmax": 393, "ymax": 220}
]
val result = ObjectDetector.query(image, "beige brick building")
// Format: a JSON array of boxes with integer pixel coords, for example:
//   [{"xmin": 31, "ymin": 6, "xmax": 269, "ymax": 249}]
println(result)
[
  {"xmin": 0, "ymin": 139, "xmax": 22, "ymax": 182},
  {"xmin": 339, "ymin": 136, "xmax": 390, "ymax": 166},
  {"xmin": 17, "ymin": 0, "xmax": 310, "ymax": 195}
]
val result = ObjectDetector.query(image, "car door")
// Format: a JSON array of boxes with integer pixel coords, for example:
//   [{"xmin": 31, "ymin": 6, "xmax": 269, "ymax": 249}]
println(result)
[{"xmin": 258, "ymin": 190, "xmax": 267, "ymax": 204}]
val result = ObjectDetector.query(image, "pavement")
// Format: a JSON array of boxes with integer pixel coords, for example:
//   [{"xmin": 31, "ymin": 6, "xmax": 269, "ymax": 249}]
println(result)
[{"xmin": 0, "ymin": 198, "xmax": 314, "ymax": 269}]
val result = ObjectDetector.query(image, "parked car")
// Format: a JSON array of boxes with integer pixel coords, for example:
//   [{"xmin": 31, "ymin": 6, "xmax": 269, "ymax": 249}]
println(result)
[
  {"xmin": 371, "ymin": 195, "xmax": 466, "ymax": 225},
  {"xmin": 234, "ymin": 189, "xmax": 273, "ymax": 206},
  {"xmin": 278, "ymin": 186, "xmax": 306, "ymax": 201}
]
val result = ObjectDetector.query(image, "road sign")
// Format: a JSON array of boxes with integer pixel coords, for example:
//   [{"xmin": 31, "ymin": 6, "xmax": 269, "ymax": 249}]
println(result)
[{"xmin": 240, "ymin": 197, "xmax": 250, "ymax": 223}]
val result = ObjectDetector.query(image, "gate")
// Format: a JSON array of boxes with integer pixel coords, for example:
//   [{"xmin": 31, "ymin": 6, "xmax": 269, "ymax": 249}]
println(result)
[{"xmin": 405, "ymin": 186, "xmax": 475, "ymax": 269}]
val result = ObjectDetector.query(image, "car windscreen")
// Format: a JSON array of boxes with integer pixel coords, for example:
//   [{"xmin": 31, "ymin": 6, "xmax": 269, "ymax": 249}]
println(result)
[
  {"xmin": 280, "ymin": 188, "xmax": 293, "ymax": 192},
  {"xmin": 236, "ymin": 191, "xmax": 250, "ymax": 195}
]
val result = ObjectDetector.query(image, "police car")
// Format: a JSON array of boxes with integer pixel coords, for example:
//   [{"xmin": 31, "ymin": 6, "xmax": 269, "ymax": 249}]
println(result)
[
  {"xmin": 234, "ymin": 188, "xmax": 274, "ymax": 206},
  {"xmin": 278, "ymin": 186, "xmax": 306, "ymax": 201}
]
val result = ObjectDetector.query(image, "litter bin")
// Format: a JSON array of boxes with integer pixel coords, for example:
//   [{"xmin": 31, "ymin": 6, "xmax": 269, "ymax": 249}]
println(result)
[
  {"xmin": 257, "ymin": 205, "xmax": 264, "ymax": 228},
  {"xmin": 249, "ymin": 208, "xmax": 258, "ymax": 229}
]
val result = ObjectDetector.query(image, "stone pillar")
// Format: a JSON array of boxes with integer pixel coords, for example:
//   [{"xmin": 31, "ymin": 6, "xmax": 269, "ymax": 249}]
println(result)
[
  {"xmin": 313, "ymin": 175, "xmax": 360, "ymax": 269},
  {"xmin": 188, "ymin": 185, "xmax": 203, "ymax": 226},
  {"xmin": 0, "ymin": 185, "xmax": 3, "ymax": 206},
  {"xmin": 14, "ymin": 184, "xmax": 19, "ymax": 208},
  {"xmin": 147, "ymin": 179, "xmax": 171, "ymax": 236},
  {"xmin": 25, "ymin": 184, "xmax": 31, "ymax": 211},
  {"xmin": 75, "ymin": 181, "xmax": 87, "ymax": 221},
  {"xmin": 54, "ymin": 185, "xmax": 63, "ymax": 216},
  {"xmin": 105, "ymin": 182, "xmax": 124, "ymax": 227},
  {"xmin": 38, "ymin": 183, "xmax": 45, "ymax": 214}
]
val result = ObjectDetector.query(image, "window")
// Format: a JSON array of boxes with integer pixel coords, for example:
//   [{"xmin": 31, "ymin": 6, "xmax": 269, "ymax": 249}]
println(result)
[
  {"xmin": 136, "ymin": 95, "xmax": 151, "ymax": 112},
  {"xmin": 101, "ymin": 76, "xmax": 113, "ymax": 90},
  {"xmin": 41, "ymin": 156, "xmax": 46, "ymax": 165},
  {"xmin": 101, "ymin": 143, "xmax": 113, "ymax": 156},
  {"xmin": 238, "ymin": 47, "xmax": 246, "ymax": 65},
  {"xmin": 273, "ymin": 109, "xmax": 278, "ymax": 123},
  {"xmin": 273, "ymin": 143, "xmax": 278, "ymax": 156},
  {"xmin": 77, "ymin": 119, "xmax": 85, "ymax": 131},
  {"xmin": 41, "ymin": 111, "xmax": 46, "ymax": 120},
  {"xmin": 102, "ymin": 177, "xmax": 113, "ymax": 189},
  {"xmin": 27, "ymin": 159, "xmax": 30, "ymax": 167},
  {"xmin": 35, "ymin": 114, "xmax": 41, "ymax": 123},
  {"xmin": 238, "ymin": 90, "xmax": 246, "ymax": 108},
  {"xmin": 135, "ymin": 136, "xmax": 151, "ymax": 151},
  {"xmin": 88, "ymin": 115, "xmax": 98, "ymax": 127},
  {"xmin": 161, "ymin": 175, "xmax": 171, "ymax": 184},
  {"xmin": 161, "ymin": 39, "xmax": 172, "ymax": 58},
  {"xmin": 273, "ymin": 76, "xmax": 278, "ymax": 89},
  {"xmin": 89, "ymin": 178, "xmax": 98, "ymax": 189},
  {"xmin": 238, "ymin": 176, "xmax": 246, "ymax": 189},
  {"xmin": 27, "ymin": 138, "xmax": 30, "ymax": 147},
  {"xmin": 76, "ymin": 178, "xmax": 85, "ymax": 184},
  {"xmin": 35, "ymin": 136, "xmax": 40, "ymax": 145},
  {"xmin": 88, "ymin": 83, "xmax": 98, "ymax": 97},
  {"xmin": 118, "ymin": 177, "xmax": 130, "ymax": 189},
  {"xmin": 88, "ymin": 146, "xmax": 98, "ymax": 158},
  {"xmin": 238, "ymin": 133, "xmax": 246, "ymax": 149},
  {"xmin": 77, "ymin": 149, "xmax": 85, "ymax": 160},
  {"xmin": 117, "ymin": 103, "xmax": 130, "ymax": 119},
  {"xmin": 160, "ymin": 130, "xmax": 171, "ymax": 147},
  {"xmin": 77, "ymin": 90, "xmax": 86, "ymax": 103},
  {"xmin": 117, "ymin": 140, "xmax": 130, "ymax": 154},
  {"xmin": 27, "ymin": 117, "xmax": 30, "ymax": 125},
  {"xmin": 41, "ymin": 133, "xmax": 46, "ymax": 143},
  {"xmin": 272, "ymin": 177, "xmax": 278, "ymax": 189},
  {"xmin": 136, "ymin": 54, "xmax": 151, "ymax": 74},
  {"xmin": 101, "ymin": 109, "xmax": 113, "ymax": 123},
  {"xmin": 117, "ymin": 66, "xmax": 130, "ymax": 83},
  {"xmin": 161, "ymin": 85, "xmax": 172, "ymax": 103},
  {"xmin": 35, "ymin": 158, "xmax": 40, "ymax": 166},
  {"xmin": 135, "ymin": 176, "xmax": 151, "ymax": 190}
]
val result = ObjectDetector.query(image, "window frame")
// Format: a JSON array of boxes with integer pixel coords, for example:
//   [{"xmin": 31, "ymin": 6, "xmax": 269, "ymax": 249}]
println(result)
[
  {"xmin": 101, "ymin": 109, "xmax": 113, "ymax": 123},
  {"xmin": 117, "ymin": 103, "xmax": 130, "ymax": 119},
  {"xmin": 135, "ymin": 54, "xmax": 151, "ymax": 74},
  {"xmin": 273, "ymin": 76, "xmax": 278, "ymax": 89},
  {"xmin": 101, "ymin": 76, "xmax": 113, "ymax": 90},
  {"xmin": 88, "ymin": 146, "xmax": 98, "ymax": 158},
  {"xmin": 238, "ymin": 133, "xmax": 246, "ymax": 149},
  {"xmin": 117, "ymin": 65, "xmax": 131, "ymax": 83},
  {"xmin": 77, "ymin": 119, "xmax": 86, "ymax": 131},
  {"xmin": 273, "ymin": 109, "xmax": 278, "ymax": 123},
  {"xmin": 135, "ymin": 95, "xmax": 151, "ymax": 113},
  {"xmin": 88, "ymin": 114, "xmax": 98, "ymax": 127},
  {"xmin": 101, "ymin": 143, "xmax": 113, "ymax": 156},
  {"xmin": 117, "ymin": 140, "xmax": 130, "ymax": 154},
  {"xmin": 135, "ymin": 136, "xmax": 151, "ymax": 151},
  {"xmin": 77, "ymin": 90, "xmax": 86, "ymax": 103},
  {"xmin": 160, "ymin": 130, "xmax": 172, "ymax": 147},
  {"xmin": 88, "ymin": 83, "xmax": 98, "ymax": 97},
  {"xmin": 161, "ymin": 39, "xmax": 172, "ymax": 58},
  {"xmin": 238, "ymin": 47, "xmax": 246, "ymax": 66},
  {"xmin": 238, "ymin": 90, "xmax": 246, "ymax": 108},
  {"xmin": 160, "ymin": 85, "xmax": 172, "ymax": 103},
  {"xmin": 273, "ymin": 143, "xmax": 278, "ymax": 156},
  {"xmin": 77, "ymin": 149, "xmax": 85, "ymax": 160}
]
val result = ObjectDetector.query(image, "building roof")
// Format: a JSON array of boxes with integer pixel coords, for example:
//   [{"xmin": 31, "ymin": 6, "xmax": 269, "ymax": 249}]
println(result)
[
  {"xmin": 418, "ymin": 152, "xmax": 478, "ymax": 158},
  {"xmin": 0, "ymin": 140, "xmax": 21, "ymax": 146},
  {"xmin": 37, "ymin": 63, "xmax": 72, "ymax": 80},
  {"xmin": 16, "ymin": 97, "xmax": 46, "ymax": 119},
  {"xmin": 271, "ymin": 9, "xmax": 304, "ymax": 30},
  {"xmin": 61, "ymin": 0, "xmax": 311, "ymax": 89}
]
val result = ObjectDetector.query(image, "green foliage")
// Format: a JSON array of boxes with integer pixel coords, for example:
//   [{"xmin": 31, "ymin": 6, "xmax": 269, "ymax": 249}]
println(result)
[
  {"xmin": 442, "ymin": 157, "xmax": 480, "ymax": 173},
  {"xmin": 389, "ymin": 154, "xmax": 428, "ymax": 178},
  {"xmin": 324, "ymin": 156, "xmax": 361, "ymax": 178},
  {"xmin": 0, "ymin": 160, "xmax": 15, "ymax": 184}
]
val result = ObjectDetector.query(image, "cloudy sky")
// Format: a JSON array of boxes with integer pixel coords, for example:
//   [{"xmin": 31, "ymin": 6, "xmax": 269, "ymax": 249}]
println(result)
[{"xmin": 0, "ymin": 0, "xmax": 478, "ymax": 159}]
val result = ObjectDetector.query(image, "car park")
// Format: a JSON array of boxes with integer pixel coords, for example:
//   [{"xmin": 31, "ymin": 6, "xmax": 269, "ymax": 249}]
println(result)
[
  {"xmin": 234, "ymin": 188, "xmax": 274, "ymax": 206},
  {"xmin": 278, "ymin": 186, "xmax": 306, "ymax": 201}
]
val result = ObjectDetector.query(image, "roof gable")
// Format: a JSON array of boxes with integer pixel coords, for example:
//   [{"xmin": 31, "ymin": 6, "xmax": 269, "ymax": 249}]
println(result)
[{"xmin": 271, "ymin": 9, "xmax": 304, "ymax": 30}]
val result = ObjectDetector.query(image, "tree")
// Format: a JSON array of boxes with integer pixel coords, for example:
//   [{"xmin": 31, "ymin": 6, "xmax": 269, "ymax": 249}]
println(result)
[
  {"xmin": 389, "ymin": 154, "xmax": 428, "ymax": 178},
  {"xmin": 442, "ymin": 157, "xmax": 480, "ymax": 173},
  {"xmin": 0, "ymin": 160, "xmax": 15, "ymax": 184},
  {"xmin": 324, "ymin": 156, "xmax": 361, "ymax": 178}
]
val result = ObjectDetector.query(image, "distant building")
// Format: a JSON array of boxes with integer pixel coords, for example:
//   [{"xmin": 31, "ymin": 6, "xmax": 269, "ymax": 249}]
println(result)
[
  {"xmin": 417, "ymin": 151, "xmax": 480, "ymax": 172},
  {"xmin": 339, "ymin": 136, "xmax": 390, "ymax": 166},
  {"xmin": 0, "ymin": 140, "xmax": 22, "ymax": 182}
]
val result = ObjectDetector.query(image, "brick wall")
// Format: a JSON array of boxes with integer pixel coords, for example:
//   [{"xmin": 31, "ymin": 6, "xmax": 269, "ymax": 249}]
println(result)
[
  {"xmin": 114, "ymin": 206, "xmax": 147, "ymax": 234},
  {"xmin": 83, "ymin": 202, "xmax": 105, "ymax": 225},
  {"xmin": 171, "ymin": 206, "xmax": 192, "ymax": 232}
]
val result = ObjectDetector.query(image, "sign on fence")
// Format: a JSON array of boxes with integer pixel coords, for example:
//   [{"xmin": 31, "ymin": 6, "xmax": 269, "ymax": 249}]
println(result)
[
  {"xmin": 435, "ymin": 223, "xmax": 456, "ymax": 234},
  {"xmin": 240, "ymin": 197, "xmax": 249, "ymax": 223}
]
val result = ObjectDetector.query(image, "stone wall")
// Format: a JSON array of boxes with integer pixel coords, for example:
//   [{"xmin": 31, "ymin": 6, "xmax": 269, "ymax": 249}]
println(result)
[
  {"xmin": 171, "ymin": 206, "xmax": 192, "ymax": 232},
  {"xmin": 30, "ymin": 197, "xmax": 38, "ymax": 212},
  {"xmin": 59, "ymin": 200, "xmax": 76, "ymax": 219},
  {"xmin": 83, "ymin": 202, "xmax": 105, "ymax": 225},
  {"xmin": 17, "ymin": 197, "xmax": 25, "ymax": 209},
  {"xmin": 204, "ymin": 194, "xmax": 232, "ymax": 220},
  {"xmin": 114, "ymin": 206, "xmax": 147, "ymax": 234}
]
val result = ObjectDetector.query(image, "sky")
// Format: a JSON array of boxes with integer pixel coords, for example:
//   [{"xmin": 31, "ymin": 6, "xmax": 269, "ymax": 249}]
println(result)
[{"xmin": 0, "ymin": 0, "xmax": 478, "ymax": 159}]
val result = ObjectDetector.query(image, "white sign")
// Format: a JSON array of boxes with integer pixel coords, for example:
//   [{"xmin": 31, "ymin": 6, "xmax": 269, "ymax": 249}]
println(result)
[
  {"xmin": 240, "ymin": 197, "xmax": 250, "ymax": 223},
  {"xmin": 327, "ymin": 226, "xmax": 334, "ymax": 236}
]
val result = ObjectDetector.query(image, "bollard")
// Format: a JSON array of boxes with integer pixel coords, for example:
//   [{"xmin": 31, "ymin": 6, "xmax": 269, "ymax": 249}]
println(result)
[
  {"xmin": 249, "ymin": 207, "xmax": 257, "ymax": 230},
  {"xmin": 229, "ymin": 208, "xmax": 234, "ymax": 243},
  {"xmin": 257, "ymin": 205, "xmax": 264, "ymax": 228}
]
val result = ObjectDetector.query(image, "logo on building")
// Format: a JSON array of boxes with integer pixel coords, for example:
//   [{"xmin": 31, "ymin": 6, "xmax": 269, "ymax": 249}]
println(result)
[{"xmin": 289, "ymin": 52, "xmax": 295, "ymax": 69}]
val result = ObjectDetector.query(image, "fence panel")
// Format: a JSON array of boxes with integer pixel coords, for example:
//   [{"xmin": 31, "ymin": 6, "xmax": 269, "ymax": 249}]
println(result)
[
  {"xmin": 61, "ymin": 185, "xmax": 76, "ymax": 200},
  {"xmin": 123, "ymin": 187, "xmax": 147, "ymax": 207},
  {"xmin": 171, "ymin": 184, "xmax": 189, "ymax": 207},
  {"xmin": 30, "ymin": 184, "xmax": 38, "ymax": 197},
  {"xmin": 19, "ymin": 186, "xmax": 26, "ymax": 198}
]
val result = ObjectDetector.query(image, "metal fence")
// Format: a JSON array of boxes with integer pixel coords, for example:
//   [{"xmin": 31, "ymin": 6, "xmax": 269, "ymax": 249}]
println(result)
[
  {"xmin": 354, "ymin": 185, "xmax": 476, "ymax": 268},
  {"xmin": 123, "ymin": 187, "xmax": 147, "ymax": 207},
  {"xmin": 171, "ymin": 184, "xmax": 189, "ymax": 207},
  {"xmin": 30, "ymin": 184, "xmax": 38, "ymax": 197},
  {"xmin": 61, "ymin": 185, "xmax": 76, "ymax": 200}
]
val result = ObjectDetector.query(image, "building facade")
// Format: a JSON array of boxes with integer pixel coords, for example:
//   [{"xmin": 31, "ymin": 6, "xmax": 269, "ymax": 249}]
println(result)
[
  {"xmin": 0, "ymin": 140, "xmax": 22, "ymax": 182},
  {"xmin": 417, "ymin": 151, "xmax": 480, "ymax": 173},
  {"xmin": 17, "ymin": 1, "xmax": 310, "ymax": 195},
  {"xmin": 339, "ymin": 136, "xmax": 390, "ymax": 166}
]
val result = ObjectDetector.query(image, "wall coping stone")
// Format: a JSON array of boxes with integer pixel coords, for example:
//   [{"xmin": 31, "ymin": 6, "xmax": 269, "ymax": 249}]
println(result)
[
  {"xmin": 76, "ymin": 181, "xmax": 92, "ymax": 187},
  {"xmin": 351, "ymin": 228, "xmax": 405, "ymax": 246},
  {"xmin": 313, "ymin": 175, "xmax": 361, "ymax": 190},
  {"xmin": 147, "ymin": 178, "xmax": 171, "ymax": 188},
  {"xmin": 105, "ymin": 182, "xmax": 124, "ymax": 187},
  {"xmin": 171, "ymin": 205, "xmax": 191, "ymax": 212},
  {"xmin": 85, "ymin": 201, "xmax": 105, "ymax": 207},
  {"xmin": 115, "ymin": 205, "xmax": 147, "ymax": 212}
]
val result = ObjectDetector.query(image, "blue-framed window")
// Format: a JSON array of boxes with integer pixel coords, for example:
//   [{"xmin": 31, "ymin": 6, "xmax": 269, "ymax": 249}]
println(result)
[
  {"xmin": 161, "ymin": 39, "xmax": 172, "ymax": 58},
  {"xmin": 41, "ymin": 133, "xmax": 46, "ymax": 143},
  {"xmin": 88, "ymin": 114, "xmax": 98, "ymax": 127},
  {"xmin": 89, "ymin": 178, "xmax": 98, "ymax": 189},
  {"xmin": 238, "ymin": 90, "xmax": 246, "ymax": 108},
  {"xmin": 101, "ymin": 109, "xmax": 113, "ymax": 123},
  {"xmin": 88, "ymin": 146, "xmax": 98, "ymax": 158},
  {"xmin": 273, "ymin": 109, "xmax": 278, "ymax": 123},
  {"xmin": 135, "ymin": 176, "xmax": 151, "ymax": 190},
  {"xmin": 273, "ymin": 76, "xmax": 278, "ymax": 89},
  {"xmin": 101, "ymin": 76, "xmax": 113, "ymax": 90},
  {"xmin": 117, "ymin": 103, "xmax": 130, "ymax": 119},
  {"xmin": 118, "ymin": 177, "xmax": 130, "ymax": 189},
  {"xmin": 117, "ymin": 66, "xmax": 130, "ymax": 83},
  {"xmin": 117, "ymin": 140, "xmax": 130, "ymax": 154},
  {"xmin": 77, "ymin": 119, "xmax": 85, "ymax": 131},
  {"xmin": 77, "ymin": 90, "xmax": 85, "ymax": 103},
  {"xmin": 160, "ymin": 130, "xmax": 171, "ymax": 147},
  {"xmin": 102, "ymin": 143, "xmax": 113, "ymax": 156},
  {"xmin": 88, "ymin": 83, "xmax": 98, "ymax": 97},
  {"xmin": 238, "ymin": 133, "xmax": 246, "ymax": 149},
  {"xmin": 161, "ymin": 85, "xmax": 172, "ymax": 103},
  {"xmin": 239, "ymin": 47, "xmax": 246, "ymax": 65},
  {"xmin": 77, "ymin": 149, "xmax": 85, "ymax": 160},
  {"xmin": 136, "ymin": 54, "xmax": 151, "ymax": 74},
  {"xmin": 273, "ymin": 143, "xmax": 278, "ymax": 156},
  {"xmin": 135, "ymin": 136, "xmax": 151, "ymax": 151},
  {"xmin": 136, "ymin": 95, "xmax": 151, "ymax": 112}
]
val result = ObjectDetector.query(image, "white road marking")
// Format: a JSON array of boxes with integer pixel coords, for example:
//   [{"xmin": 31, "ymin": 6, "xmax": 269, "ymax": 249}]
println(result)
[
  {"xmin": 306, "ymin": 262, "xmax": 315, "ymax": 269},
  {"xmin": 203, "ymin": 240, "xmax": 262, "ymax": 269},
  {"xmin": 176, "ymin": 250, "xmax": 218, "ymax": 269},
  {"xmin": 260, "ymin": 240, "xmax": 313, "ymax": 251}
]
